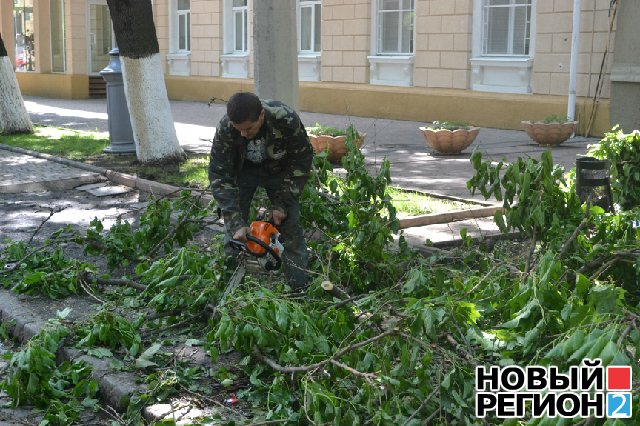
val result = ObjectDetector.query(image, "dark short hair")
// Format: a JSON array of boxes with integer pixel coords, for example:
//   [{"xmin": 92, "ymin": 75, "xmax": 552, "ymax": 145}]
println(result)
[{"xmin": 227, "ymin": 92, "xmax": 262, "ymax": 123}]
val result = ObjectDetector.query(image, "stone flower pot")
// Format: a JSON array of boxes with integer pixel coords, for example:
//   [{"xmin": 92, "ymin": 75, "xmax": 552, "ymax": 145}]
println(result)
[
  {"xmin": 308, "ymin": 133, "xmax": 366, "ymax": 162},
  {"xmin": 522, "ymin": 120, "xmax": 578, "ymax": 146},
  {"xmin": 419, "ymin": 126, "xmax": 480, "ymax": 155}
]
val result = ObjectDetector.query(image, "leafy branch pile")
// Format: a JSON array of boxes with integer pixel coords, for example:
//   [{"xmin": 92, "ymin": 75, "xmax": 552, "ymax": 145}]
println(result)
[{"xmin": 0, "ymin": 136, "xmax": 638, "ymax": 425}]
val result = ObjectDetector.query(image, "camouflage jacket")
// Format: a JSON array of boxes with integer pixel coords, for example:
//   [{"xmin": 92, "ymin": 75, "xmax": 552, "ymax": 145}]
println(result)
[{"xmin": 208, "ymin": 99, "xmax": 313, "ymax": 233}]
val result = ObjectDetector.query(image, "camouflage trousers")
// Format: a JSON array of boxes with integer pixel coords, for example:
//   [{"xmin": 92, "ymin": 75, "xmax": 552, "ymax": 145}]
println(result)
[{"xmin": 223, "ymin": 166, "xmax": 309, "ymax": 290}]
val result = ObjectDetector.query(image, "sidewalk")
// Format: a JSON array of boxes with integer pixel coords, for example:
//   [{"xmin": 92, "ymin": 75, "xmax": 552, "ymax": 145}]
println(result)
[
  {"xmin": 6, "ymin": 95, "xmax": 600, "ymax": 245},
  {"xmin": 23, "ymin": 95, "xmax": 598, "ymax": 198}
]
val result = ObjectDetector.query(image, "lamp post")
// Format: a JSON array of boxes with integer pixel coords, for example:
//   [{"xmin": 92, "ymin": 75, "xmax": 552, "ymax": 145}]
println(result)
[{"xmin": 100, "ymin": 48, "xmax": 136, "ymax": 154}]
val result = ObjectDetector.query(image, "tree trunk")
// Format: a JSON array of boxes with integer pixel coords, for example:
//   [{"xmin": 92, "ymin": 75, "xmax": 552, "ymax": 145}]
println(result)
[
  {"xmin": 0, "ymin": 32, "xmax": 33, "ymax": 135},
  {"xmin": 105, "ymin": 0, "xmax": 185, "ymax": 164}
]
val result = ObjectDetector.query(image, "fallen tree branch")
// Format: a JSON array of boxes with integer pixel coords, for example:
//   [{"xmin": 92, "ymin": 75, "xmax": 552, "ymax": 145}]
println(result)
[
  {"xmin": 253, "ymin": 329, "xmax": 397, "ymax": 375},
  {"xmin": 147, "ymin": 195, "xmax": 202, "ymax": 258},
  {"xmin": 77, "ymin": 276, "xmax": 106, "ymax": 305},
  {"xmin": 1, "ymin": 244, "xmax": 52, "ymax": 275},
  {"xmin": 329, "ymin": 359, "xmax": 378, "ymax": 383},
  {"xmin": 399, "ymin": 206, "xmax": 503, "ymax": 229},
  {"xmin": 320, "ymin": 280, "xmax": 350, "ymax": 301},
  {"xmin": 523, "ymin": 229, "xmax": 537, "ymax": 280},
  {"xmin": 80, "ymin": 270, "xmax": 146, "ymax": 291},
  {"xmin": 402, "ymin": 388, "xmax": 439, "ymax": 426},
  {"xmin": 27, "ymin": 206, "xmax": 59, "ymax": 245},
  {"xmin": 444, "ymin": 333, "xmax": 477, "ymax": 365},
  {"xmin": 559, "ymin": 215, "xmax": 591, "ymax": 259}
]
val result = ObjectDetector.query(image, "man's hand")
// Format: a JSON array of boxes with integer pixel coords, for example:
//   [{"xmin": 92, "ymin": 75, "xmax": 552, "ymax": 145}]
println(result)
[
  {"xmin": 233, "ymin": 226, "xmax": 251, "ymax": 242},
  {"xmin": 271, "ymin": 209, "xmax": 287, "ymax": 225}
]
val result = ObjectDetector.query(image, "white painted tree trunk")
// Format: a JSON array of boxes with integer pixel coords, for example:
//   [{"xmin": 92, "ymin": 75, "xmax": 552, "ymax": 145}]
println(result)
[
  {"xmin": 120, "ymin": 53, "xmax": 185, "ymax": 163},
  {"xmin": 0, "ymin": 57, "xmax": 33, "ymax": 134}
]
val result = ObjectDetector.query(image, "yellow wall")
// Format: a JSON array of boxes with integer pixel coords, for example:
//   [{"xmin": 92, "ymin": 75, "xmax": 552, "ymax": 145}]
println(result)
[
  {"xmin": 16, "ymin": 73, "xmax": 88, "ymax": 99},
  {"xmin": 164, "ymin": 75, "xmax": 611, "ymax": 136},
  {"xmin": 11, "ymin": 71, "xmax": 612, "ymax": 136}
]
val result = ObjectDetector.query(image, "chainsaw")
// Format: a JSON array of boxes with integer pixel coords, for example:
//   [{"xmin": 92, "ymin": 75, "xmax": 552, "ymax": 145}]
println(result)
[
  {"xmin": 211, "ymin": 221, "xmax": 284, "ymax": 318},
  {"xmin": 228, "ymin": 220, "xmax": 284, "ymax": 271}
]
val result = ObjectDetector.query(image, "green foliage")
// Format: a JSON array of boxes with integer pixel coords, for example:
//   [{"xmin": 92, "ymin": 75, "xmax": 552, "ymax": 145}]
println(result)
[
  {"xmin": 84, "ymin": 191, "xmax": 209, "ymax": 268},
  {"xmin": 140, "ymin": 243, "xmax": 228, "ymax": 317},
  {"xmin": 306, "ymin": 122, "xmax": 361, "ymax": 141},
  {"xmin": 467, "ymin": 150, "xmax": 583, "ymax": 240},
  {"xmin": 427, "ymin": 120, "xmax": 471, "ymax": 131},
  {"xmin": 301, "ymin": 141, "xmax": 411, "ymax": 290},
  {"xmin": 536, "ymin": 114, "xmax": 571, "ymax": 124},
  {"xmin": 2, "ymin": 324, "xmax": 99, "ymax": 425},
  {"xmin": 1, "ymin": 239, "xmax": 93, "ymax": 299},
  {"xmin": 75, "ymin": 310, "xmax": 142, "ymax": 357},
  {"xmin": 209, "ymin": 283, "xmax": 480, "ymax": 424},
  {"xmin": 588, "ymin": 127, "xmax": 640, "ymax": 209}
]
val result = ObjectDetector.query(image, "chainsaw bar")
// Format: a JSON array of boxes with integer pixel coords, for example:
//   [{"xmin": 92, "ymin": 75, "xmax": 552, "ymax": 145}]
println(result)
[{"xmin": 210, "ymin": 258, "xmax": 246, "ymax": 319}]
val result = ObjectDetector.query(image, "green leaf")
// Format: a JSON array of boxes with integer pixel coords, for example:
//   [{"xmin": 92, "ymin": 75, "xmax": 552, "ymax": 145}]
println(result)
[
  {"xmin": 56, "ymin": 307, "xmax": 73, "ymax": 320},
  {"xmin": 135, "ymin": 343, "xmax": 161, "ymax": 369},
  {"xmin": 86, "ymin": 348, "xmax": 113, "ymax": 359}
]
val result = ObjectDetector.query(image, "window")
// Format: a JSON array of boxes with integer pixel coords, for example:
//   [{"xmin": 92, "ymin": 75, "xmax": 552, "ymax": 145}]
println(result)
[
  {"xmin": 222, "ymin": 0, "xmax": 249, "ymax": 77},
  {"xmin": 377, "ymin": 0, "xmax": 414, "ymax": 55},
  {"xmin": 368, "ymin": 0, "xmax": 415, "ymax": 86},
  {"xmin": 233, "ymin": 0, "xmax": 248, "ymax": 52},
  {"xmin": 13, "ymin": 0, "xmax": 35, "ymax": 72},
  {"xmin": 50, "ymin": 0, "xmax": 65, "ymax": 73},
  {"xmin": 482, "ymin": 0, "xmax": 531, "ymax": 56},
  {"xmin": 299, "ymin": 0, "xmax": 321, "ymax": 53},
  {"xmin": 471, "ymin": 0, "xmax": 535, "ymax": 94},
  {"xmin": 177, "ymin": 0, "xmax": 190, "ymax": 51}
]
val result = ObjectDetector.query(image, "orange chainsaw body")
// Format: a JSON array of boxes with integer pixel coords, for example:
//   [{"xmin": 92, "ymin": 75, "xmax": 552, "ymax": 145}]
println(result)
[{"xmin": 246, "ymin": 221, "xmax": 283, "ymax": 258}]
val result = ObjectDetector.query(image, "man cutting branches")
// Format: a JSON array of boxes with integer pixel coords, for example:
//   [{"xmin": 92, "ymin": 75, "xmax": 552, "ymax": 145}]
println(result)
[{"xmin": 209, "ymin": 92, "xmax": 313, "ymax": 291}]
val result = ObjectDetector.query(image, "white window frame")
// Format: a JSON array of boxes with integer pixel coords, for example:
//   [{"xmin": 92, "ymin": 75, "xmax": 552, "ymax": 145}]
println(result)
[
  {"xmin": 222, "ymin": 0, "xmax": 250, "ymax": 78},
  {"xmin": 177, "ymin": 0, "xmax": 191, "ymax": 52},
  {"xmin": 167, "ymin": 0, "xmax": 191, "ymax": 76},
  {"xmin": 231, "ymin": 0, "xmax": 248, "ymax": 53},
  {"xmin": 471, "ymin": 0, "xmax": 535, "ymax": 94},
  {"xmin": 481, "ymin": 0, "xmax": 531, "ymax": 56},
  {"xmin": 375, "ymin": 0, "xmax": 415, "ymax": 56},
  {"xmin": 298, "ymin": 0, "xmax": 321, "ymax": 53},
  {"xmin": 368, "ymin": 0, "xmax": 415, "ymax": 87},
  {"xmin": 50, "ymin": 0, "xmax": 66, "ymax": 73},
  {"xmin": 297, "ymin": 0, "xmax": 321, "ymax": 81}
]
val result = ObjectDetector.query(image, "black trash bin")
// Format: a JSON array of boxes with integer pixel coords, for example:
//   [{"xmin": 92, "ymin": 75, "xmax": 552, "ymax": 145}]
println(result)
[{"xmin": 575, "ymin": 157, "xmax": 614, "ymax": 211}]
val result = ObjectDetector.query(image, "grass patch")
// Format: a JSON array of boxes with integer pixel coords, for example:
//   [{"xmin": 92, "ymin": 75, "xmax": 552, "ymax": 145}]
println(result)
[
  {"xmin": 0, "ymin": 126, "xmax": 109, "ymax": 160},
  {"xmin": 1, "ymin": 125, "xmax": 211, "ymax": 189},
  {"xmin": 137, "ymin": 156, "xmax": 210, "ymax": 188},
  {"xmin": 387, "ymin": 187, "xmax": 474, "ymax": 216}
]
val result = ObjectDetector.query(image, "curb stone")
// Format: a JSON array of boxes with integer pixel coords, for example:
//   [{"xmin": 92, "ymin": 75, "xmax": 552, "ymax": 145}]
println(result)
[{"xmin": 0, "ymin": 288, "xmax": 146, "ymax": 413}]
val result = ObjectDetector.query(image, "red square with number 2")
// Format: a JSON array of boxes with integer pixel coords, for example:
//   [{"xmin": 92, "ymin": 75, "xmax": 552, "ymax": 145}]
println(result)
[{"xmin": 607, "ymin": 366, "xmax": 632, "ymax": 391}]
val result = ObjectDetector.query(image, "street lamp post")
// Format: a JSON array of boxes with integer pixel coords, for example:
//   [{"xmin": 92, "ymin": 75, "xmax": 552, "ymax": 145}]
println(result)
[{"xmin": 100, "ymin": 48, "xmax": 136, "ymax": 154}]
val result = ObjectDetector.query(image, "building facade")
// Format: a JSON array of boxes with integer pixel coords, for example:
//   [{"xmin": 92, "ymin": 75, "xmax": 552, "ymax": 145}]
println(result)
[{"xmin": 1, "ymin": 0, "xmax": 618, "ymax": 135}]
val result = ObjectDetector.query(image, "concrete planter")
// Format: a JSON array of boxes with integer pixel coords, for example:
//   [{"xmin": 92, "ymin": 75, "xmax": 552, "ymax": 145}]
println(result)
[
  {"xmin": 308, "ymin": 133, "xmax": 366, "ymax": 162},
  {"xmin": 419, "ymin": 127, "xmax": 480, "ymax": 155},
  {"xmin": 522, "ymin": 121, "xmax": 578, "ymax": 146}
]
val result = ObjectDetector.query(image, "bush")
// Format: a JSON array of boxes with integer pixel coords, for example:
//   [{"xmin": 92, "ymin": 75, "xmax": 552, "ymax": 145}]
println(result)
[{"xmin": 587, "ymin": 127, "xmax": 640, "ymax": 209}]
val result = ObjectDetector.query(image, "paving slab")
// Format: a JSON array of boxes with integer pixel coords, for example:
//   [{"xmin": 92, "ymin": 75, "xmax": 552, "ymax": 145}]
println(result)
[
  {"xmin": 77, "ymin": 183, "xmax": 132, "ymax": 197},
  {"xmin": 0, "ymin": 149, "xmax": 102, "ymax": 194}
]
